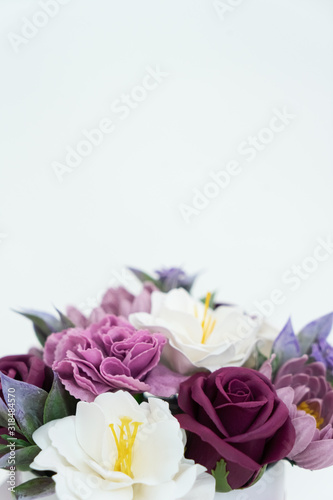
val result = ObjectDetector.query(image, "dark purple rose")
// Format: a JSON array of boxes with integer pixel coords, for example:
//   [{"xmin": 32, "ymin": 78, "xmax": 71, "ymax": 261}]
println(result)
[
  {"xmin": 0, "ymin": 352, "xmax": 53, "ymax": 448},
  {"xmin": 0, "ymin": 352, "xmax": 52, "ymax": 395},
  {"xmin": 67, "ymin": 283, "xmax": 156, "ymax": 328},
  {"xmin": 176, "ymin": 367, "xmax": 295, "ymax": 490},
  {"xmin": 44, "ymin": 315, "xmax": 166, "ymax": 402}
]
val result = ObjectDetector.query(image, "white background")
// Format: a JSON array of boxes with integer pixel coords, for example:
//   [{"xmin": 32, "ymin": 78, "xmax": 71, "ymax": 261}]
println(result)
[{"xmin": 0, "ymin": 0, "xmax": 332, "ymax": 498}]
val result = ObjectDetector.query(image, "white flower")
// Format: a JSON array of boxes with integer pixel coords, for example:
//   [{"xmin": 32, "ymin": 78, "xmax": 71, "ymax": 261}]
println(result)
[
  {"xmin": 31, "ymin": 391, "xmax": 215, "ymax": 500},
  {"xmin": 130, "ymin": 288, "xmax": 276, "ymax": 375}
]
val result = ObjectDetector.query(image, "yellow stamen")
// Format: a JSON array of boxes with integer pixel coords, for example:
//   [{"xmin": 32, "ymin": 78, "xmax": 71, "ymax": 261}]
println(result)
[
  {"xmin": 201, "ymin": 292, "xmax": 211, "ymax": 331},
  {"xmin": 297, "ymin": 402, "xmax": 324, "ymax": 429},
  {"xmin": 109, "ymin": 417, "xmax": 142, "ymax": 477},
  {"xmin": 195, "ymin": 292, "xmax": 216, "ymax": 344}
]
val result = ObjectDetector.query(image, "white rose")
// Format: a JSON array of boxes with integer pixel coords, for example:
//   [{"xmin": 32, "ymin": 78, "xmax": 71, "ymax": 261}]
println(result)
[
  {"xmin": 31, "ymin": 391, "xmax": 215, "ymax": 500},
  {"xmin": 130, "ymin": 288, "xmax": 276, "ymax": 375}
]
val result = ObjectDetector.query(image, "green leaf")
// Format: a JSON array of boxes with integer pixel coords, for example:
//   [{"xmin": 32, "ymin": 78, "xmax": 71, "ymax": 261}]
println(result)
[
  {"xmin": 212, "ymin": 458, "xmax": 232, "ymax": 493},
  {"xmin": 54, "ymin": 308, "xmax": 75, "ymax": 330},
  {"xmin": 0, "ymin": 396, "xmax": 10, "ymax": 427},
  {"xmin": 271, "ymin": 355, "xmax": 280, "ymax": 377},
  {"xmin": 0, "ymin": 398, "xmax": 20, "ymax": 433},
  {"xmin": 250, "ymin": 465, "xmax": 267, "ymax": 487},
  {"xmin": 0, "ymin": 443, "xmax": 9, "ymax": 454},
  {"xmin": 14, "ymin": 310, "xmax": 62, "ymax": 346},
  {"xmin": 255, "ymin": 345, "xmax": 268, "ymax": 370},
  {"xmin": 133, "ymin": 393, "xmax": 144, "ymax": 404},
  {"xmin": 15, "ymin": 439, "xmax": 31, "ymax": 448},
  {"xmin": 43, "ymin": 374, "xmax": 77, "ymax": 424},
  {"xmin": 128, "ymin": 267, "xmax": 158, "ymax": 286},
  {"xmin": 13, "ymin": 477, "xmax": 55, "ymax": 499},
  {"xmin": 0, "ymin": 373, "xmax": 48, "ymax": 444},
  {"xmin": 14, "ymin": 308, "xmax": 73, "ymax": 347},
  {"xmin": 200, "ymin": 291, "xmax": 217, "ymax": 308},
  {"xmin": 0, "ymin": 436, "xmax": 29, "ymax": 448},
  {"xmin": 0, "ymin": 445, "xmax": 40, "ymax": 471}
]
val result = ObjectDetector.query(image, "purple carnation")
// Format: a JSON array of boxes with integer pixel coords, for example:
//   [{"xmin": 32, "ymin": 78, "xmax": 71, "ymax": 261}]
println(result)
[
  {"xmin": 43, "ymin": 315, "xmax": 166, "ymax": 402},
  {"xmin": 67, "ymin": 283, "xmax": 156, "ymax": 328}
]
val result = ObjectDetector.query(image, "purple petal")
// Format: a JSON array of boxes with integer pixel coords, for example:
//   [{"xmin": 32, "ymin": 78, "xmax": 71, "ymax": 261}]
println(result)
[
  {"xmin": 100, "ymin": 357, "xmax": 131, "ymax": 378},
  {"xmin": 294, "ymin": 439, "xmax": 333, "ymax": 469},
  {"xmin": 145, "ymin": 365, "xmax": 189, "ymax": 397},
  {"xmin": 66, "ymin": 306, "xmax": 88, "ymax": 328},
  {"xmin": 288, "ymin": 414, "xmax": 317, "ymax": 457},
  {"xmin": 43, "ymin": 331, "xmax": 67, "ymax": 367},
  {"xmin": 272, "ymin": 319, "xmax": 301, "ymax": 366},
  {"xmin": 322, "ymin": 391, "xmax": 333, "ymax": 426},
  {"xmin": 298, "ymin": 313, "xmax": 333, "ymax": 354}
]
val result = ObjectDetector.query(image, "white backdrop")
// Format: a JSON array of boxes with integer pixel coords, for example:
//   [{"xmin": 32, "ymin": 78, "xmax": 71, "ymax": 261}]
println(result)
[{"xmin": 0, "ymin": 0, "xmax": 333, "ymax": 498}]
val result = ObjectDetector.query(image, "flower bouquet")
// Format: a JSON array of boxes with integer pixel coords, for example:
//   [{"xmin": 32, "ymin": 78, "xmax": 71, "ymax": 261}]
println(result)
[{"xmin": 1, "ymin": 267, "xmax": 333, "ymax": 500}]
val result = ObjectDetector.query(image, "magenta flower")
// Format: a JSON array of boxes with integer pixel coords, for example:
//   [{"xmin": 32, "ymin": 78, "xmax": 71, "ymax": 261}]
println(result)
[
  {"xmin": 0, "ymin": 352, "xmax": 52, "ymax": 394},
  {"xmin": 67, "ymin": 283, "xmax": 156, "ymax": 328},
  {"xmin": 0, "ymin": 352, "xmax": 53, "ymax": 449},
  {"xmin": 176, "ymin": 367, "xmax": 295, "ymax": 490},
  {"xmin": 273, "ymin": 355, "xmax": 333, "ymax": 469},
  {"xmin": 43, "ymin": 315, "xmax": 166, "ymax": 402}
]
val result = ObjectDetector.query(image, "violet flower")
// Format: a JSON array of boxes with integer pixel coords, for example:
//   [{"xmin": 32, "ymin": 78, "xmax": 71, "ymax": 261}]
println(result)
[
  {"xmin": 129, "ymin": 266, "xmax": 197, "ymax": 293},
  {"xmin": 154, "ymin": 267, "xmax": 197, "ymax": 292},
  {"xmin": 272, "ymin": 313, "xmax": 333, "ymax": 369}
]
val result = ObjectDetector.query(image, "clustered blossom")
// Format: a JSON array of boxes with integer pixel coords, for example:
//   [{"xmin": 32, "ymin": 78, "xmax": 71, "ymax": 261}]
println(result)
[
  {"xmin": 1, "ymin": 268, "xmax": 333, "ymax": 500},
  {"xmin": 44, "ymin": 315, "xmax": 166, "ymax": 402}
]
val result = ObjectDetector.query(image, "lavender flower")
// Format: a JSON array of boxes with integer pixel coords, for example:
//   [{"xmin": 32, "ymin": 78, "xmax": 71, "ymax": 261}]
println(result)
[
  {"xmin": 129, "ymin": 266, "xmax": 197, "ymax": 292},
  {"xmin": 154, "ymin": 267, "xmax": 196, "ymax": 292},
  {"xmin": 274, "ymin": 356, "xmax": 333, "ymax": 469}
]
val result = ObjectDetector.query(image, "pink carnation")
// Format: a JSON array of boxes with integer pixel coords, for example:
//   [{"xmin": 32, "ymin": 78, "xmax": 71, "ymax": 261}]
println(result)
[
  {"xmin": 66, "ymin": 283, "xmax": 156, "ymax": 327},
  {"xmin": 44, "ymin": 315, "xmax": 166, "ymax": 402}
]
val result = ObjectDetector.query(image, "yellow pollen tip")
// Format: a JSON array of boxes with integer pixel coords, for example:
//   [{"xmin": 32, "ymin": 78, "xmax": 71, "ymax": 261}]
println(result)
[
  {"xmin": 109, "ymin": 417, "xmax": 142, "ymax": 477},
  {"xmin": 297, "ymin": 401, "xmax": 324, "ymax": 429},
  {"xmin": 195, "ymin": 292, "xmax": 216, "ymax": 344}
]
